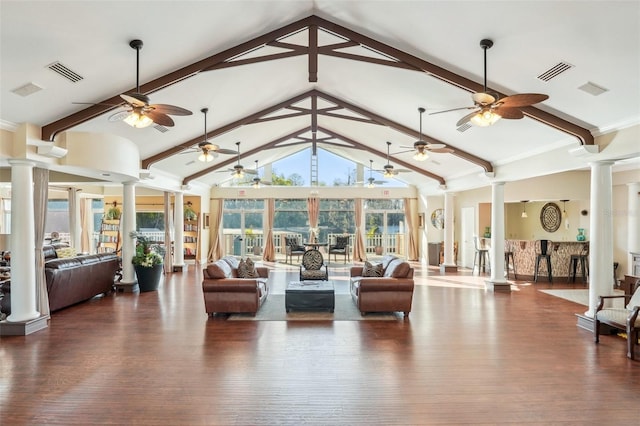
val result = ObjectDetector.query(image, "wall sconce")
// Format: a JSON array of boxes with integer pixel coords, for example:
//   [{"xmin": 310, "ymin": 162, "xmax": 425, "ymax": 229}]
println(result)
[{"xmin": 521, "ymin": 200, "xmax": 529, "ymax": 218}]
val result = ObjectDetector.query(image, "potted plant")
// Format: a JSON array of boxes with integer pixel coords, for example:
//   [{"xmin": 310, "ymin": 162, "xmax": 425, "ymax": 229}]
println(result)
[
  {"xmin": 105, "ymin": 201, "xmax": 121, "ymax": 220},
  {"xmin": 130, "ymin": 231, "xmax": 165, "ymax": 292},
  {"xmin": 184, "ymin": 202, "xmax": 197, "ymax": 221}
]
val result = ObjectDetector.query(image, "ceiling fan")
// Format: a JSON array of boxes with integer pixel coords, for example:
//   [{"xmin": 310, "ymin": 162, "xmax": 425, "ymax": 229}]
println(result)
[
  {"xmin": 180, "ymin": 108, "xmax": 237, "ymax": 162},
  {"xmin": 430, "ymin": 39, "xmax": 549, "ymax": 127},
  {"xmin": 218, "ymin": 142, "xmax": 258, "ymax": 178},
  {"xmin": 246, "ymin": 161, "xmax": 272, "ymax": 188},
  {"xmin": 378, "ymin": 142, "xmax": 411, "ymax": 178},
  {"xmin": 397, "ymin": 107, "xmax": 454, "ymax": 160},
  {"xmin": 359, "ymin": 160, "xmax": 385, "ymax": 188},
  {"xmin": 108, "ymin": 39, "xmax": 193, "ymax": 128}
]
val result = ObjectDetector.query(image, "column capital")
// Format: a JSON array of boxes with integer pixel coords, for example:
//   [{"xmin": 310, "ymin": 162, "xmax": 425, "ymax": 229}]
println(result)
[{"xmin": 8, "ymin": 159, "xmax": 37, "ymax": 167}]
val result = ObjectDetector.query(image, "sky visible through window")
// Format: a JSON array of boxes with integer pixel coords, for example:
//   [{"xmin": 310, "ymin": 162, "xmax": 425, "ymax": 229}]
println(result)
[{"xmin": 271, "ymin": 147, "xmax": 406, "ymax": 187}]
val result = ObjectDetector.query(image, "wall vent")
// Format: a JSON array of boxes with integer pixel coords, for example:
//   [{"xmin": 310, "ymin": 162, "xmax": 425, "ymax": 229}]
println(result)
[
  {"xmin": 47, "ymin": 62, "xmax": 84, "ymax": 83},
  {"xmin": 457, "ymin": 122, "xmax": 472, "ymax": 132},
  {"xmin": 537, "ymin": 61, "xmax": 574, "ymax": 82}
]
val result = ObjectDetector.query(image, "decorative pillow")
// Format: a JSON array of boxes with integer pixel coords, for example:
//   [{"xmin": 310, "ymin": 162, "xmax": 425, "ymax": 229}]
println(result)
[
  {"xmin": 221, "ymin": 256, "xmax": 240, "ymax": 269},
  {"xmin": 55, "ymin": 247, "xmax": 77, "ymax": 259},
  {"xmin": 237, "ymin": 258, "xmax": 259, "ymax": 278},
  {"xmin": 206, "ymin": 260, "xmax": 232, "ymax": 279},
  {"xmin": 362, "ymin": 261, "xmax": 383, "ymax": 277}
]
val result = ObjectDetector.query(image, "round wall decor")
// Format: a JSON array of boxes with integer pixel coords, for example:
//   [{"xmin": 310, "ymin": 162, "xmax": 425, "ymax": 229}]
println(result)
[
  {"xmin": 540, "ymin": 202, "xmax": 562, "ymax": 232},
  {"xmin": 431, "ymin": 208, "xmax": 444, "ymax": 229}
]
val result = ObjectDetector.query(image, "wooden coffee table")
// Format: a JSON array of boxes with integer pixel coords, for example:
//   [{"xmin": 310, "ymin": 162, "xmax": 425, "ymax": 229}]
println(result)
[{"xmin": 285, "ymin": 281, "xmax": 335, "ymax": 313}]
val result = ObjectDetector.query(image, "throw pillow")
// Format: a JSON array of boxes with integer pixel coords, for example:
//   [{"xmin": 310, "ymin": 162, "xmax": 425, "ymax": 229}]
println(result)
[
  {"xmin": 55, "ymin": 247, "xmax": 77, "ymax": 259},
  {"xmin": 237, "ymin": 258, "xmax": 259, "ymax": 278},
  {"xmin": 206, "ymin": 260, "xmax": 232, "ymax": 279},
  {"xmin": 362, "ymin": 261, "xmax": 383, "ymax": 277}
]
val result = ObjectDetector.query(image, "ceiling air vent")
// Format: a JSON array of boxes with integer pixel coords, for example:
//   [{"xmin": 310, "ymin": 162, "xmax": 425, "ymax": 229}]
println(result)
[
  {"xmin": 578, "ymin": 81, "xmax": 608, "ymax": 96},
  {"xmin": 154, "ymin": 124, "xmax": 169, "ymax": 133},
  {"xmin": 47, "ymin": 62, "xmax": 83, "ymax": 83},
  {"xmin": 12, "ymin": 82, "xmax": 43, "ymax": 97},
  {"xmin": 537, "ymin": 61, "xmax": 574, "ymax": 82},
  {"xmin": 457, "ymin": 122, "xmax": 472, "ymax": 133}
]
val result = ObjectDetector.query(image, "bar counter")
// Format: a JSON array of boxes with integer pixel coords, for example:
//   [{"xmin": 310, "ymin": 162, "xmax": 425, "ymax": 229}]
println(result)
[{"xmin": 485, "ymin": 239, "xmax": 590, "ymax": 281}]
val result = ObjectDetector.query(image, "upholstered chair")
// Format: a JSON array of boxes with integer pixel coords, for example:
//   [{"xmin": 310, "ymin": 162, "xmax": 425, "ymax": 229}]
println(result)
[
  {"xmin": 299, "ymin": 249, "xmax": 329, "ymax": 281},
  {"xmin": 329, "ymin": 235, "xmax": 350, "ymax": 263}
]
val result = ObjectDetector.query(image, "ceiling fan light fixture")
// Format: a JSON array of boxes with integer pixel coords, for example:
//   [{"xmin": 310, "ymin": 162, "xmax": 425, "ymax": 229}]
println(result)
[
  {"xmin": 198, "ymin": 151, "xmax": 214, "ymax": 162},
  {"xmin": 470, "ymin": 109, "xmax": 501, "ymax": 127},
  {"xmin": 413, "ymin": 150, "xmax": 429, "ymax": 161},
  {"xmin": 124, "ymin": 110, "xmax": 153, "ymax": 128}
]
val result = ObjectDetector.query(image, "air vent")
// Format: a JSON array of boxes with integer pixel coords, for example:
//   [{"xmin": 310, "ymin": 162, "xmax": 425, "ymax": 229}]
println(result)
[
  {"xmin": 578, "ymin": 81, "xmax": 608, "ymax": 96},
  {"xmin": 457, "ymin": 123, "xmax": 472, "ymax": 132},
  {"xmin": 537, "ymin": 62, "xmax": 574, "ymax": 82},
  {"xmin": 47, "ymin": 62, "xmax": 83, "ymax": 83},
  {"xmin": 154, "ymin": 125, "xmax": 169, "ymax": 133},
  {"xmin": 185, "ymin": 160, "xmax": 196, "ymax": 166},
  {"xmin": 11, "ymin": 82, "xmax": 43, "ymax": 97}
]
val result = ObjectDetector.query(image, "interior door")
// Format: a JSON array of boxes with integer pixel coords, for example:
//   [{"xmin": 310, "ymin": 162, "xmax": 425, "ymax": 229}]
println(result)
[{"xmin": 461, "ymin": 207, "xmax": 475, "ymax": 268}]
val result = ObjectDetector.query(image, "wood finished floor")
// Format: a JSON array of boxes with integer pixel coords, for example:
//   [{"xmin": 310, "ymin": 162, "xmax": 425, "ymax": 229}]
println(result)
[{"xmin": 1, "ymin": 261, "xmax": 639, "ymax": 425}]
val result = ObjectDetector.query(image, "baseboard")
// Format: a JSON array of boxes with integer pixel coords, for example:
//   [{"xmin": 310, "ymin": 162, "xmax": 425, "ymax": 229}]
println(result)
[
  {"xmin": 0, "ymin": 315, "xmax": 48, "ymax": 336},
  {"xmin": 485, "ymin": 280, "xmax": 511, "ymax": 292},
  {"xmin": 439, "ymin": 264, "xmax": 458, "ymax": 273},
  {"xmin": 576, "ymin": 313, "xmax": 617, "ymax": 334}
]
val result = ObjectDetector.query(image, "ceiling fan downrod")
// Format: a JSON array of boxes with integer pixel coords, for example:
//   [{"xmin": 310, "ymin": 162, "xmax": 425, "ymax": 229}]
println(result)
[{"xmin": 480, "ymin": 38, "xmax": 493, "ymax": 94}]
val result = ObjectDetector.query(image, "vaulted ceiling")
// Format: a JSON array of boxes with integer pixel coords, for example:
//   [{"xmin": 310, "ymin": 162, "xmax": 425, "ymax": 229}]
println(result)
[{"xmin": 2, "ymin": 1, "xmax": 639, "ymax": 193}]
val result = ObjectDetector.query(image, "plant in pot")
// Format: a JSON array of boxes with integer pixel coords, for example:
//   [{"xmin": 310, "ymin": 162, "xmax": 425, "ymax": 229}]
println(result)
[
  {"xmin": 130, "ymin": 231, "xmax": 165, "ymax": 292},
  {"xmin": 184, "ymin": 201, "xmax": 197, "ymax": 221},
  {"xmin": 105, "ymin": 201, "xmax": 121, "ymax": 220}
]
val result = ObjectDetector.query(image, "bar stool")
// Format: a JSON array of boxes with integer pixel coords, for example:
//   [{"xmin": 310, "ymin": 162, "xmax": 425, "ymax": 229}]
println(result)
[
  {"xmin": 504, "ymin": 240, "xmax": 517, "ymax": 280},
  {"xmin": 473, "ymin": 236, "xmax": 490, "ymax": 274},
  {"xmin": 534, "ymin": 239, "xmax": 553, "ymax": 283},
  {"xmin": 568, "ymin": 243, "xmax": 589, "ymax": 283}
]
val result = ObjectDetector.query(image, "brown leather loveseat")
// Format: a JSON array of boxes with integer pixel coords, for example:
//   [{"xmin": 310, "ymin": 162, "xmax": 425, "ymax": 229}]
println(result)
[
  {"xmin": 44, "ymin": 243, "xmax": 120, "ymax": 312},
  {"xmin": 350, "ymin": 255, "xmax": 414, "ymax": 318},
  {"xmin": 202, "ymin": 256, "xmax": 269, "ymax": 316}
]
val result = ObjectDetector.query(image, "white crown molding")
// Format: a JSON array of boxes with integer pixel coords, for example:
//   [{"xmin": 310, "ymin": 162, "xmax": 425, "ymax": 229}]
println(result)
[{"xmin": 0, "ymin": 119, "xmax": 18, "ymax": 132}]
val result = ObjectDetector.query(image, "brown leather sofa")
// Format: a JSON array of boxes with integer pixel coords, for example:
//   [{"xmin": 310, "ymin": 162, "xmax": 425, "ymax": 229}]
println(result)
[
  {"xmin": 202, "ymin": 256, "xmax": 269, "ymax": 316},
  {"xmin": 350, "ymin": 255, "xmax": 414, "ymax": 318},
  {"xmin": 44, "ymin": 244, "xmax": 120, "ymax": 312}
]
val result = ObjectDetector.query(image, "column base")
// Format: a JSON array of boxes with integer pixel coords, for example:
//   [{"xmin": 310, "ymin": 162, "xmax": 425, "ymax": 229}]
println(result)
[
  {"xmin": 114, "ymin": 280, "xmax": 139, "ymax": 293},
  {"xmin": 173, "ymin": 264, "xmax": 187, "ymax": 272},
  {"xmin": 0, "ymin": 314, "xmax": 48, "ymax": 336},
  {"xmin": 485, "ymin": 280, "xmax": 512, "ymax": 292},
  {"xmin": 439, "ymin": 264, "xmax": 458, "ymax": 273}
]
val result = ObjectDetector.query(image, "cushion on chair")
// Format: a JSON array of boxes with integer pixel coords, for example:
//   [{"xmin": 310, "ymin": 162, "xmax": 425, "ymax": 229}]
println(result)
[
  {"xmin": 597, "ymin": 308, "xmax": 640, "ymax": 326},
  {"xmin": 221, "ymin": 256, "xmax": 240, "ymax": 270},
  {"xmin": 626, "ymin": 286, "xmax": 640, "ymax": 310},
  {"xmin": 381, "ymin": 255, "xmax": 398, "ymax": 270},
  {"xmin": 206, "ymin": 260, "xmax": 232, "ymax": 279},
  {"xmin": 237, "ymin": 258, "xmax": 259, "ymax": 278},
  {"xmin": 362, "ymin": 261, "xmax": 383, "ymax": 277},
  {"xmin": 301, "ymin": 270, "xmax": 327, "ymax": 280}
]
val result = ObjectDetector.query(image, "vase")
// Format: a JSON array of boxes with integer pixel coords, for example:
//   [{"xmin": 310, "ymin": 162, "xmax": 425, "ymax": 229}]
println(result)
[
  {"xmin": 135, "ymin": 264, "xmax": 163, "ymax": 292},
  {"xmin": 576, "ymin": 228, "xmax": 586, "ymax": 241}
]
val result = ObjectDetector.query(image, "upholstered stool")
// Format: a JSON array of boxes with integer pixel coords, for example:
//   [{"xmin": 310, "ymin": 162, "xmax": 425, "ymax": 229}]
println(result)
[
  {"xmin": 504, "ymin": 240, "xmax": 517, "ymax": 280},
  {"xmin": 534, "ymin": 239, "xmax": 553, "ymax": 283}
]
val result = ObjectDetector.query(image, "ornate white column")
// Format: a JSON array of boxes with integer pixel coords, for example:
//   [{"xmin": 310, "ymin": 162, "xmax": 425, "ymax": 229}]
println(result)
[
  {"xmin": 117, "ymin": 181, "xmax": 138, "ymax": 292},
  {"xmin": 440, "ymin": 191, "xmax": 457, "ymax": 272},
  {"xmin": 486, "ymin": 181, "xmax": 509, "ymax": 291},
  {"xmin": 174, "ymin": 191, "xmax": 185, "ymax": 270},
  {"xmin": 627, "ymin": 182, "xmax": 640, "ymax": 274},
  {"xmin": 586, "ymin": 161, "xmax": 614, "ymax": 317},
  {"xmin": 7, "ymin": 160, "xmax": 39, "ymax": 322}
]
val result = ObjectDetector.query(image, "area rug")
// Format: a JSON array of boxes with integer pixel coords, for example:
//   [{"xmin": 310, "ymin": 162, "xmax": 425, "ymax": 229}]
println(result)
[
  {"xmin": 539, "ymin": 289, "xmax": 624, "ymax": 307},
  {"xmin": 227, "ymin": 294, "xmax": 403, "ymax": 321}
]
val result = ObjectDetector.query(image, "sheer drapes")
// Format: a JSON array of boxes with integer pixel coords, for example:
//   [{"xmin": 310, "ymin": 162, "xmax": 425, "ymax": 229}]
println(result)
[
  {"xmin": 353, "ymin": 198, "xmax": 367, "ymax": 262},
  {"xmin": 307, "ymin": 197, "xmax": 319, "ymax": 242},
  {"xmin": 208, "ymin": 199, "xmax": 224, "ymax": 261},
  {"xmin": 163, "ymin": 192, "xmax": 174, "ymax": 273},
  {"xmin": 80, "ymin": 198, "xmax": 93, "ymax": 253},
  {"xmin": 33, "ymin": 167, "xmax": 50, "ymax": 318},
  {"xmin": 404, "ymin": 198, "xmax": 419, "ymax": 261},
  {"xmin": 262, "ymin": 198, "xmax": 275, "ymax": 261}
]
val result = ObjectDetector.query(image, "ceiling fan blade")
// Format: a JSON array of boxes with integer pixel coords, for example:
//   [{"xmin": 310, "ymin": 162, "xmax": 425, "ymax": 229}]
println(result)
[
  {"xmin": 429, "ymin": 106, "xmax": 475, "ymax": 115},
  {"xmin": 393, "ymin": 149, "xmax": 415, "ymax": 155},
  {"xmin": 151, "ymin": 104, "xmax": 193, "ymax": 116},
  {"xmin": 244, "ymin": 169, "xmax": 258, "ymax": 175},
  {"xmin": 145, "ymin": 111, "xmax": 174, "ymax": 127},
  {"xmin": 395, "ymin": 168, "xmax": 412, "ymax": 173},
  {"xmin": 497, "ymin": 93, "xmax": 549, "ymax": 108},
  {"xmin": 121, "ymin": 93, "xmax": 148, "ymax": 107},
  {"xmin": 430, "ymin": 147, "xmax": 455, "ymax": 154},
  {"xmin": 456, "ymin": 110, "xmax": 479, "ymax": 127},
  {"xmin": 472, "ymin": 92, "xmax": 496, "ymax": 105},
  {"xmin": 212, "ymin": 148, "xmax": 239, "ymax": 155},
  {"xmin": 495, "ymin": 107, "xmax": 525, "ymax": 120},
  {"xmin": 425, "ymin": 143, "xmax": 446, "ymax": 150}
]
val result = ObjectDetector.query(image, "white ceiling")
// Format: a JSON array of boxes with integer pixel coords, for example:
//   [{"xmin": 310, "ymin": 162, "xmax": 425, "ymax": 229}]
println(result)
[{"xmin": 2, "ymin": 1, "xmax": 639, "ymax": 193}]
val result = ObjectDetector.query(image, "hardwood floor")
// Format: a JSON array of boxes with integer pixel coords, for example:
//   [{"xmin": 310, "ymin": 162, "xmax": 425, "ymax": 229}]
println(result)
[{"xmin": 2, "ymin": 261, "xmax": 639, "ymax": 425}]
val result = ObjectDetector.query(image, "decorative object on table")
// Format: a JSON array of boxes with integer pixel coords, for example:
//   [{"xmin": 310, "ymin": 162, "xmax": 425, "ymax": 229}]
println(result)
[
  {"xmin": 483, "ymin": 226, "xmax": 491, "ymax": 238},
  {"xmin": 540, "ymin": 202, "xmax": 562, "ymax": 232},
  {"xmin": 431, "ymin": 208, "xmax": 444, "ymax": 229},
  {"xmin": 576, "ymin": 228, "xmax": 586, "ymax": 241},
  {"xmin": 106, "ymin": 201, "xmax": 121, "ymax": 220},
  {"xmin": 130, "ymin": 231, "xmax": 164, "ymax": 292}
]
